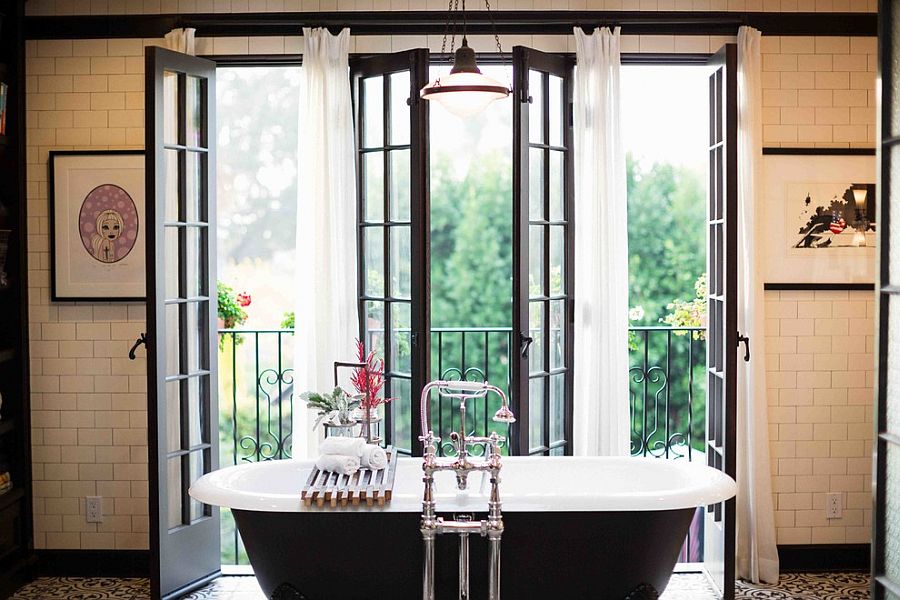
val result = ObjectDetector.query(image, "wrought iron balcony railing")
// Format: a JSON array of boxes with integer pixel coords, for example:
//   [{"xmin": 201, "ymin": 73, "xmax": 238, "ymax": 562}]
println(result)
[{"xmin": 216, "ymin": 324, "xmax": 705, "ymax": 566}]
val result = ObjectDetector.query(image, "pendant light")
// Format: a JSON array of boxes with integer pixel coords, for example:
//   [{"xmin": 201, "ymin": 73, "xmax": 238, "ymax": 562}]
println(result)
[{"xmin": 420, "ymin": 0, "xmax": 511, "ymax": 117}]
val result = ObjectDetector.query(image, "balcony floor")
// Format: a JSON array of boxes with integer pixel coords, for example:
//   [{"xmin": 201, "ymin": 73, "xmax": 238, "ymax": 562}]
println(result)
[{"xmin": 9, "ymin": 571, "xmax": 870, "ymax": 599}]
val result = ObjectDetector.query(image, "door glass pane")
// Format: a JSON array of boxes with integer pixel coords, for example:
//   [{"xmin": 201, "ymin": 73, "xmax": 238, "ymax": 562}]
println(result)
[
  {"xmin": 165, "ymin": 149, "xmax": 179, "ymax": 222},
  {"xmin": 390, "ymin": 71, "xmax": 410, "ymax": 146},
  {"xmin": 186, "ymin": 151, "xmax": 203, "ymax": 223},
  {"xmin": 186, "ymin": 301, "xmax": 208, "ymax": 373},
  {"xmin": 550, "ymin": 225, "xmax": 564, "ymax": 296},
  {"xmin": 164, "ymin": 71, "xmax": 179, "ymax": 145},
  {"xmin": 529, "ymin": 225, "xmax": 544, "ymax": 297},
  {"xmin": 365, "ymin": 227, "xmax": 385, "ymax": 297},
  {"xmin": 185, "ymin": 227, "xmax": 205, "ymax": 298},
  {"xmin": 391, "ymin": 302, "xmax": 411, "ymax": 375},
  {"xmin": 886, "ymin": 443, "xmax": 900, "ymax": 584},
  {"xmin": 529, "ymin": 70, "xmax": 543, "ymax": 144},
  {"xmin": 549, "ymin": 74, "xmax": 563, "ymax": 147},
  {"xmin": 550, "ymin": 299, "xmax": 565, "ymax": 370},
  {"xmin": 363, "ymin": 76, "xmax": 384, "ymax": 148},
  {"xmin": 550, "ymin": 372, "xmax": 565, "ymax": 442},
  {"xmin": 165, "ymin": 304, "xmax": 180, "ymax": 375},
  {"xmin": 549, "ymin": 150, "xmax": 563, "ymax": 222},
  {"xmin": 391, "ymin": 226, "xmax": 411, "ymax": 299},
  {"xmin": 889, "ymin": 295, "xmax": 900, "ymax": 433},
  {"xmin": 390, "ymin": 149, "xmax": 411, "ymax": 222},
  {"xmin": 392, "ymin": 377, "xmax": 412, "ymax": 452},
  {"xmin": 529, "ymin": 301, "xmax": 544, "ymax": 374},
  {"xmin": 187, "ymin": 376, "xmax": 205, "ymax": 447},
  {"xmin": 529, "ymin": 377, "xmax": 544, "ymax": 450},
  {"xmin": 529, "ymin": 148, "xmax": 544, "ymax": 221},
  {"xmin": 186, "ymin": 76, "xmax": 202, "ymax": 148},
  {"xmin": 165, "ymin": 226, "xmax": 179, "ymax": 299},
  {"xmin": 189, "ymin": 451, "xmax": 206, "ymax": 521},
  {"xmin": 364, "ymin": 152, "xmax": 385, "ymax": 222},
  {"xmin": 891, "ymin": 149, "xmax": 900, "ymax": 285},
  {"xmin": 364, "ymin": 301, "xmax": 385, "ymax": 359},
  {"xmin": 167, "ymin": 458, "xmax": 182, "ymax": 529},
  {"xmin": 166, "ymin": 381, "xmax": 181, "ymax": 452}
]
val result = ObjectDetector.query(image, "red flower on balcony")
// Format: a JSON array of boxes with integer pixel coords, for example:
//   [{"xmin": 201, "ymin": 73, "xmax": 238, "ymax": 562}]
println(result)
[
  {"xmin": 236, "ymin": 292, "xmax": 252, "ymax": 308},
  {"xmin": 351, "ymin": 339, "xmax": 395, "ymax": 410}
]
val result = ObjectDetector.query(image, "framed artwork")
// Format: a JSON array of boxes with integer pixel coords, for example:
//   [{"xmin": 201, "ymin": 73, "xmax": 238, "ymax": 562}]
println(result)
[
  {"xmin": 0, "ymin": 81, "xmax": 7, "ymax": 136},
  {"xmin": 762, "ymin": 153, "xmax": 877, "ymax": 285},
  {"xmin": 50, "ymin": 151, "xmax": 146, "ymax": 301}
]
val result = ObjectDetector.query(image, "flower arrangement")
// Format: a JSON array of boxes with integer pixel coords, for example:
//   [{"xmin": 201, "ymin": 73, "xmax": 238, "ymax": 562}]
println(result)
[
  {"xmin": 217, "ymin": 281, "xmax": 251, "ymax": 329},
  {"xmin": 301, "ymin": 387, "xmax": 360, "ymax": 430},
  {"xmin": 350, "ymin": 339, "xmax": 394, "ymax": 411},
  {"xmin": 661, "ymin": 274, "xmax": 707, "ymax": 340}
]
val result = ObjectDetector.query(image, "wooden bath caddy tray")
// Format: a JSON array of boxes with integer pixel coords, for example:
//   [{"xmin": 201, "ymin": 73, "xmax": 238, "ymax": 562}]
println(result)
[{"xmin": 301, "ymin": 446, "xmax": 399, "ymax": 508}]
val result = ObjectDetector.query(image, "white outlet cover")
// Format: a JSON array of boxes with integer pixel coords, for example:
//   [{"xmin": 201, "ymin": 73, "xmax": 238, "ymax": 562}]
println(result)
[
  {"xmin": 826, "ymin": 492, "xmax": 842, "ymax": 519},
  {"xmin": 86, "ymin": 496, "xmax": 103, "ymax": 523}
]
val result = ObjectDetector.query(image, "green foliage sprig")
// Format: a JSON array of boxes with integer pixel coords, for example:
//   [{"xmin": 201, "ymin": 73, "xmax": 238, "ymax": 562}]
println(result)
[
  {"xmin": 300, "ymin": 387, "xmax": 360, "ymax": 430},
  {"xmin": 661, "ymin": 274, "xmax": 706, "ymax": 340}
]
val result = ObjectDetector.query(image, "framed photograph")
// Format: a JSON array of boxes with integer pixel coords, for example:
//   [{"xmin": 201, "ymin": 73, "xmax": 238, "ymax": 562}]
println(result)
[
  {"xmin": 0, "ymin": 81, "xmax": 7, "ymax": 136},
  {"xmin": 762, "ymin": 153, "xmax": 877, "ymax": 285},
  {"xmin": 50, "ymin": 151, "xmax": 145, "ymax": 301}
]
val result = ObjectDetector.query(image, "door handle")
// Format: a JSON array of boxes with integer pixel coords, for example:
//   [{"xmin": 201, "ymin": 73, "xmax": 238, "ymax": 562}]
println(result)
[
  {"xmin": 129, "ymin": 333, "xmax": 147, "ymax": 360},
  {"xmin": 520, "ymin": 334, "xmax": 534, "ymax": 358},
  {"xmin": 737, "ymin": 333, "xmax": 750, "ymax": 362}
]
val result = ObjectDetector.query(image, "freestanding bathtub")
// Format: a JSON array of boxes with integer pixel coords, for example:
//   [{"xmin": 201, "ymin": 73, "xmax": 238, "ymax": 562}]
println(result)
[{"xmin": 190, "ymin": 456, "xmax": 736, "ymax": 600}]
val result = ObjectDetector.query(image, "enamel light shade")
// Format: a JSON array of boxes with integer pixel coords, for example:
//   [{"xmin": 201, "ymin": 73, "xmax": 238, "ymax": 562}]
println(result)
[{"xmin": 420, "ymin": 41, "xmax": 510, "ymax": 118}]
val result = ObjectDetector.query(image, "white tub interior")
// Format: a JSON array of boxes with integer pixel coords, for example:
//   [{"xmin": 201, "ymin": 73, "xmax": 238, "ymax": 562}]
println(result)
[{"xmin": 190, "ymin": 456, "xmax": 736, "ymax": 514}]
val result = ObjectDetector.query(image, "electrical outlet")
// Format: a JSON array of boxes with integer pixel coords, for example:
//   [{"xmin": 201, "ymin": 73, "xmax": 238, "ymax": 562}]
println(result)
[
  {"xmin": 86, "ymin": 496, "xmax": 103, "ymax": 523},
  {"xmin": 826, "ymin": 493, "xmax": 842, "ymax": 519}
]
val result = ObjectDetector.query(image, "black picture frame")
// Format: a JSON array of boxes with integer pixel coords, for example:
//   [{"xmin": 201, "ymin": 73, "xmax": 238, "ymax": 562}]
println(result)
[{"xmin": 49, "ymin": 150, "xmax": 146, "ymax": 302}]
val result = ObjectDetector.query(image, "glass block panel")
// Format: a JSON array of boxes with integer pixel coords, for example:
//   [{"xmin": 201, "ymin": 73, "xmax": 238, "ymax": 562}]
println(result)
[
  {"xmin": 363, "ymin": 76, "xmax": 384, "ymax": 148},
  {"xmin": 529, "ymin": 70, "xmax": 544, "ymax": 145},
  {"xmin": 185, "ymin": 226, "xmax": 205, "ymax": 298},
  {"xmin": 166, "ymin": 381, "xmax": 181, "ymax": 452},
  {"xmin": 364, "ymin": 226, "xmax": 385, "ymax": 297},
  {"xmin": 390, "ymin": 71, "xmax": 410, "ymax": 146},
  {"xmin": 550, "ymin": 225, "xmax": 564, "ymax": 296},
  {"xmin": 364, "ymin": 301, "xmax": 385, "ymax": 360},
  {"xmin": 364, "ymin": 151, "xmax": 385, "ymax": 222},
  {"xmin": 167, "ymin": 457, "xmax": 182, "ymax": 529},
  {"xmin": 529, "ymin": 376, "xmax": 545, "ymax": 451},
  {"xmin": 391, "ymin": 302, "xmax": 411, "ymax": 375},
  {"xmin": 549, "ymin": 74, "xmax": 563, "ymax": 147},
  {"xmin": 550, "ymin": 372, "xmax": 565, "ymax": 443},
  {"xmin": 889, "ymin": 295, "xmax": 900, "ymax": 434},
  {"xmin": 185, "ymin": 301, "xmax": 208, "ymax": 373},
  {"xmin": 529, "ymin": 147, "xmax": 544, "ymax": 221},
  {"xmin": 165, "ymin": 226, "xmax": 179, "ymax": 299},
  {"xmin": 187, "ymin": 375, "xmax": 206, "ymax": 447},
  {"xmin": 186, "ymin": 75, "xmax": 202, "ymax": 148},
  {"xmin": 529, "ymin": 301, "xmax": 544, "ymax": 374},
  {"xmin": 390, "ymin": 149, "xmax": 411, "ymax": 222},
  {"xmin": 391, "ymin": 226, "xmax": 411, "ymax": 299},
  {"xmin": 529, "ymin": 225, "xmax": 544, "ymax": 298},
  {"xmin": 164, "ymin": 71, "xmax": 178, "ymax": 145},
  {"xmin": 189, "ymin": 451, "xmax": 206, "ymax": 521},
  {"xmin": 165, "ymin": 149, "xmax": 179, "ymax": 222},
  {"xmin": 550, "ymin": 299, "xmax": 565, "ymax": 370},
  {"xmin": 391, "ymin": 377, "xmax": 412, "ymax": 453},
  {"xmin": 891, "ymin": 148, "xmax": 900, "ymax": 285},
  {"xmin": 165, "ymin": 304, "xmax": 180, "ymax": 375},
  {"xmin": 886, "ymin": 442, "xmax": 900, "ymax": 585},
  {"xmin": 185, "ymin": 151, "xmax": 203, "ymax": 223},
  {"xmin": 549, "ymin": 150, "xmax": 563, "ymax": 222}
]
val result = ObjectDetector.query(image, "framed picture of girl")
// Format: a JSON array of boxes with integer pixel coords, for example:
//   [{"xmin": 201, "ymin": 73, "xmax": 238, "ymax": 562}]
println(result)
[{"xmin": 50, "ymin": 151, "xmax": 145, "ymax": 301}]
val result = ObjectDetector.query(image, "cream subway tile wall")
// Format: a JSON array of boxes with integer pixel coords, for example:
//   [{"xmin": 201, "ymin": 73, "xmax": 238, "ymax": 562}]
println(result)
[
  {"xmin": 766, "ymin": 290, "xmax": 875, "ymax": 545},
  {"xmin": 22, "ymin": 0, "xmax": 878, "ymax": 13}
]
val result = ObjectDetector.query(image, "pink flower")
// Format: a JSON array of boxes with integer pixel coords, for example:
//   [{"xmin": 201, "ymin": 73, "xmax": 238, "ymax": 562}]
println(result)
[{"xmin": 236, "ymin": 292, "xmax": 251, "ymax": 308}]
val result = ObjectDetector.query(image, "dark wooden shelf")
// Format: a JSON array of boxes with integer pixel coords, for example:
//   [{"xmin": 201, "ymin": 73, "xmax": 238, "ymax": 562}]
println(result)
[{"xmin": 0, "ymin": 488, "xmax": 23, "ymax": 512}]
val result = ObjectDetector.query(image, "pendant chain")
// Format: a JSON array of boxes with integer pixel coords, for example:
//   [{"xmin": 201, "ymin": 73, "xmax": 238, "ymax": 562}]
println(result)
[{"xmin": 439, "ymin": 0, "xmax": 504, "ymax": 62}]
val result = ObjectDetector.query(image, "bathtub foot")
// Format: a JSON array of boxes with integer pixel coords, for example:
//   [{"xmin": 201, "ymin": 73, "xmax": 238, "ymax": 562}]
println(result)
[
  {"xmin": 624, "ymin": 583, "xmax": 659, "ymax": 600},
  {"xmin": 270, "ymin": 583, "xmax": 308, "ymax": 600}
]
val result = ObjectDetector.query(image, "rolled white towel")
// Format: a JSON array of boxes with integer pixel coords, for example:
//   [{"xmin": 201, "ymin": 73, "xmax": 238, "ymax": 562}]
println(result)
[
  {"xmin": 320, "ymin": 437, "xmax": 365, "ymax": 457},
  {"xmin": 315, "ymin": 454, "xmax": 360, "ymax": 476},
  {"xmin": 360, "ymin": 444, "xmax": 387, "ymax": 470}
]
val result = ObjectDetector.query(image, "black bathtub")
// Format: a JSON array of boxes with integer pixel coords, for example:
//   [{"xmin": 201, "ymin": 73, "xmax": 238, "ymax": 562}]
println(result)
[{"xmin": 191, "ymin": 457, "xmax": 735, "ymax": 600}]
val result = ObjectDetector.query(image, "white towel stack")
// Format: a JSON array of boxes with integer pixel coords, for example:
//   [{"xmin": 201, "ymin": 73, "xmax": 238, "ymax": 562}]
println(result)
[{"xmin": 317, "ymin": 437, "xmax": 388, "ymax": 475}]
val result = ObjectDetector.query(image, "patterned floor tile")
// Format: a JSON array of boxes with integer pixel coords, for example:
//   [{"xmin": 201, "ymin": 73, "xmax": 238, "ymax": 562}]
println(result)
[{"xmin": 8, "ymin": 571, "xmax": 872, "ymax": 599}]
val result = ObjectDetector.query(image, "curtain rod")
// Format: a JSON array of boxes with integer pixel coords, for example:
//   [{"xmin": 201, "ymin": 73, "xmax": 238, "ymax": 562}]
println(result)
[{"xmin": 25, "ymin": 10, "xmax": 877, "ymax": 39}]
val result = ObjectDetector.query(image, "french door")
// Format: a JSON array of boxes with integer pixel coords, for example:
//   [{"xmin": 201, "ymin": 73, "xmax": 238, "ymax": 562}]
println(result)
[
  {"xmin": 351, "ymin": 50, "xmax": 430, "ymax": 456},
  {"xmin": 874, "ymin": 4, "xmax": 900, "ymax": 597},
  {"xmin": 512, "ymin": 46, "xmax": 575, "ymax": 456},
  {"xmin": 145, "ymin": 47, "xmax": 220, "ymax": 600},
  {"xmin": 703, "ymin": 44, "xmax": 738, "ymax": 600}
]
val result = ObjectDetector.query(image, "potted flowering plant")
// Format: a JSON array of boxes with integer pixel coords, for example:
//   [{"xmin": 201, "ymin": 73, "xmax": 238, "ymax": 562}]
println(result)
[{"xmin": 350, "ymin": 339, "xmax": 394, "ymax": 413}]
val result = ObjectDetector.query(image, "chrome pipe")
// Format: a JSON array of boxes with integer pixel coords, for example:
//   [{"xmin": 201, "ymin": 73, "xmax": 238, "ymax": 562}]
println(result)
[{"xmin": 458, "ymin": 514, "xmax": 471, "ymax": 600}]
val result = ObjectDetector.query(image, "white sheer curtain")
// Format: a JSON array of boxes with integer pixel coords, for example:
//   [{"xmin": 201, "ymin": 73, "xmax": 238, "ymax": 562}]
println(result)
[
  {"xmin": 293, "ymin": 27, "xmax": 360, "ymax": 459},
  {"xmin": 736, "ymin": 26, "xmax": 780, "ymax": 585},
  {"xmin": 164, "ymin": 28, "xmax": 196, "ymax": 54},
  {"xmin": 572, "ymin": 27, "xmax": 630, "ymax": 456}
]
